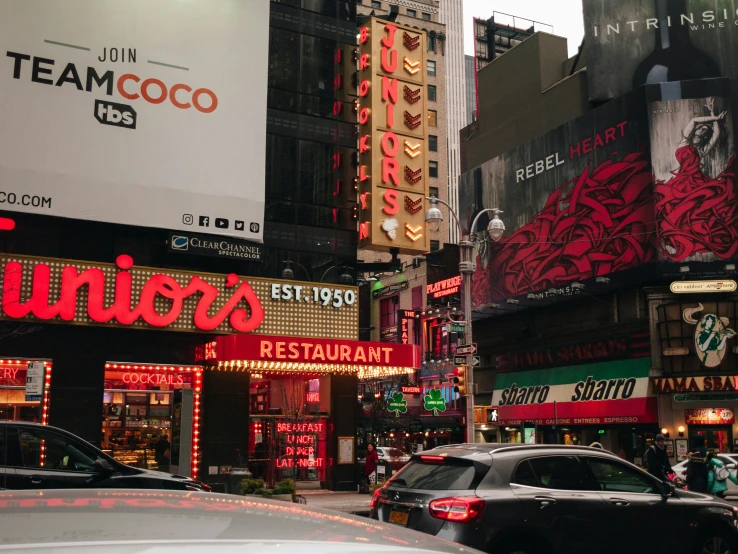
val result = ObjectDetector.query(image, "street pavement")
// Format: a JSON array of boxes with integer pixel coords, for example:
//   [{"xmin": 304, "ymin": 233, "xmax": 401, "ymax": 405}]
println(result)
[{"xmin": 298, "ymin": 490, "xmax": 371, "ymax": 514}]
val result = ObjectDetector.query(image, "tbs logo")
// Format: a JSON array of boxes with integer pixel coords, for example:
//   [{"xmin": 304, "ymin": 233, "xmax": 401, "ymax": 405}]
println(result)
[{"xmin": 94, "ymin": 100, "xmax": 136, "ymax": 129}]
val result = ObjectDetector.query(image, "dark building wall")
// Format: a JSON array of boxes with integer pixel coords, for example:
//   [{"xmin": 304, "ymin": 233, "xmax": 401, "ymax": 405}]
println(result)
[
  {"xmin": 473, "ymin": 288, "xmax": 650, "ymax": 400},
  {"xmin": 461, "ymin": 33, "xmax": 590, "ymax": 173}
]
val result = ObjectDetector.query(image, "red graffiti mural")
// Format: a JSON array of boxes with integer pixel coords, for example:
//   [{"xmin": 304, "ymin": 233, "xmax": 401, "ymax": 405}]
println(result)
[
  {"xmin": 655, "ymin": 145, "xmax": 738, "ymax": 262},
  {"xmin": 472, "ymin": 152, "xmax": 657, "ymax": 306}
]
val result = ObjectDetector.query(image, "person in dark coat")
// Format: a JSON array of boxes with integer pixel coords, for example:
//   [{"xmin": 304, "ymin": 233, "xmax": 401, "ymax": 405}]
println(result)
[
  {"xmin": 685, "ymin": 434, "xmax": 709, "ymax": 493},
  {"xmin": 645, "ymin": 434, "xmax": 673, "ymax": 481},
  {"xmin": 364, "ymin": 443, "xmax": 379, "ymax": 485}
]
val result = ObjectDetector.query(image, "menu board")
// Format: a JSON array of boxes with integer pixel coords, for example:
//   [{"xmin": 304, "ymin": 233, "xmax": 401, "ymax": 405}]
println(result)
[{"xmin": 338, "ymin": 437, "xmax": 354, "ymax": 465}]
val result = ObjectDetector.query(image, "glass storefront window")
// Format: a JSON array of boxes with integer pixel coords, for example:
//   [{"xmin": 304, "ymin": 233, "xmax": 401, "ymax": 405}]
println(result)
[
  {"xmin": 101, "ymin": 365, "xmax": 198, "ymax": 472},
  {"xmin": 0, "ymin": 360, "xmax": 51, "ymax": 424}
]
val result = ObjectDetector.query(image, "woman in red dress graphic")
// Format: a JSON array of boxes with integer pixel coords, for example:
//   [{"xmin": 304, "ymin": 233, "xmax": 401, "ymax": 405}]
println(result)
[{"xmin": 655, "ymin": 97, "xmax": 738, "ymax": 262}]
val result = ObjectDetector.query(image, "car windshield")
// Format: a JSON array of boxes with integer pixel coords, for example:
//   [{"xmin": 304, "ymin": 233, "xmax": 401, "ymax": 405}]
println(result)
[{"xmin": 388, "ymin": 459, "xmax": 479, "ymax": 490}]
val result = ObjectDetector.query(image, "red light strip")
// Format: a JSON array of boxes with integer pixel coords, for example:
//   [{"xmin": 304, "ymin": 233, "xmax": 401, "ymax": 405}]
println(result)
[
  {"xmin": 0, "ymin": 218, "xmax": 15, "ymax": 231},
  {"xmin": 191, "ymin": 368, "xmax": 203, "ymax": 479},
  {"xmin": 104, "ymin": 363, "xmax": 199, "ymax": 372}
]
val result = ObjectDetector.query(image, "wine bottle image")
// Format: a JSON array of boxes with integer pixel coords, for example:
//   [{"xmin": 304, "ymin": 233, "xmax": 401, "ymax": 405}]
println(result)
[{"xmin": 632, "ymin": 0, "xmax": 720, "ymax": 89}]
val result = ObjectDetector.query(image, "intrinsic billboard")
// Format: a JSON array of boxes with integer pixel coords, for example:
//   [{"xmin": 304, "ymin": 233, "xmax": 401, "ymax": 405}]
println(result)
[{"xmin": 583, "ymin": 0, "xmax": 738, "ymax": 102}]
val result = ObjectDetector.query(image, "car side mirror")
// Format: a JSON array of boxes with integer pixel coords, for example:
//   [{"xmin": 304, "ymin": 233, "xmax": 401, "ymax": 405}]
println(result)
[{"xmin": 94, "ymin": 457, "xmax": 114, "ymax": 474}]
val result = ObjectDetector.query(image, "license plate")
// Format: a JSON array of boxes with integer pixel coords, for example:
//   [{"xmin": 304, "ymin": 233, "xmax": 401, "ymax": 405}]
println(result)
[{"xmin": 389, "ymin": 510, "xmax": 409, "ymax": 526}]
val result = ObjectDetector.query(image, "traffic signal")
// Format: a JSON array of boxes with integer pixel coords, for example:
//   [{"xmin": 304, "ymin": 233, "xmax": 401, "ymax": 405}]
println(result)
[{"xmin": 453, "ymin": 365, "xmax": 467, "ymax": 398}]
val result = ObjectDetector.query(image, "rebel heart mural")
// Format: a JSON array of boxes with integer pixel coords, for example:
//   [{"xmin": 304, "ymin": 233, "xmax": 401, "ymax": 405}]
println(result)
[{"xmin": 459, "ymin": 81, "xmax": 738, "ymax": 312}]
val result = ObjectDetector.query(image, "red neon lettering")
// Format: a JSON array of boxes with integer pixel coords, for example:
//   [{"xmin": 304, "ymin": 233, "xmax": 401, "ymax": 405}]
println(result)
[
  {"xmin": 359, "ymin": 223, "xmax": 370, "ymax": 240},
  {"xmin": 380, "ymin": 132, "xmax": 399, "ymax": 157},
  {"xmin": 380, "ymin": 47, "xmax": 397, "ymax": 73},
  {"xmin": 360, "ymin": 53, "xmax": 369, "ymax": 70},
  {"xmin": 383, "ymin": 190, "xmax": 399, "ymax": 214},
  {"xmin": 359, "ymin": 192, "xmax": 369, "ymax": 209},
  {"xmin": 359, "ymin": 108, "xmax": 370, "ymax": 124},
  {"xmin": 359, "ymin": 166, "xmax": 370, "ymax": 181},
  {"xmin": 359, "ymin": 135, "xmax": 370, "ymax": 153},
  {"xmin": 382, "ymin": 76, "xmax": 398, "ymax": 103},
  {"xmin": 381, "ymin": 24, "xmax": 397, "ymax": 48},
  {"xmin": 382, "ymin": 158, "xmax": 400, "ymax": 185},
  {"xmin": 359, "ymin": 80, "xmax": 370, "ymax": 97},
  {"xmin": 1, "ymin": 256, "xmax": 264, "ymax": 333},
  {"xmin": 360, "ymin": 26, "xmax": 369, "ymax": 44}
]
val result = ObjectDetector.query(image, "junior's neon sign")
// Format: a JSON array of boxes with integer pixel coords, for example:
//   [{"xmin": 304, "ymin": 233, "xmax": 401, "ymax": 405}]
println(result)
[{"xmin": 2, "ymin": 254, "xmax": 264, "ymax": 332}]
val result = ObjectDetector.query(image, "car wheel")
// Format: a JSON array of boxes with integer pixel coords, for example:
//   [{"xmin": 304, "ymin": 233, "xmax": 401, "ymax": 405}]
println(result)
[{"xmin": 697, "ymin": 531, "xmax": 736, "ymax": 554}]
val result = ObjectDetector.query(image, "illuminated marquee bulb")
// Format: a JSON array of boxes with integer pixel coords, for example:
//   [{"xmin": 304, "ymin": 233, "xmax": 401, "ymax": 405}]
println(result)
[{"xmin": 403, "ymin": 140, "xmax": 421, "ymax": 158}]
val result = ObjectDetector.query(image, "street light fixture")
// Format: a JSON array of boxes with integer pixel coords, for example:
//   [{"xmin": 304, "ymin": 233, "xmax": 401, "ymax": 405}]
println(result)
[
  {"xmin": 281, "ymin": 260, "xmax": 311, "ymax": 281},
  {"xmin": 425, "ymin": 195, "xmax": 505, "ymax": 444},
  {"xmin": 320, "ymin": 265, "xmax": 355, "ymax": 285}
]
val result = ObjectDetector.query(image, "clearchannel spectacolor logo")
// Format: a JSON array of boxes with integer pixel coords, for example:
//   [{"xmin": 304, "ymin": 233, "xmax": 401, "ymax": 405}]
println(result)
[{"xmin": 171, "ymin": 235, "xmax": 189, "ymax": 251}]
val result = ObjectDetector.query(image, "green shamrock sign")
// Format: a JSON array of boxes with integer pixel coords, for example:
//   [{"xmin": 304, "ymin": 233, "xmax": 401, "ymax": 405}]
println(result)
[
  {"xmin": 387, "ymin": 392, "xmax": 408, "ymax": 417},
  {"xmin": 424, "ymin": 389, "xmax": 447, "ymax": 416}
]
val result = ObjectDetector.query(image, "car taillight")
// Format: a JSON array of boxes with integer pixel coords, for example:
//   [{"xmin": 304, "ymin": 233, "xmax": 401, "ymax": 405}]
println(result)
[
  {"xmin": 419, "ymin": 455, "xmax": 445, "ymax": 463},
  {"xmin": 429, "ymin": 497, "xmax": 485, "ymax": 524},
  {"xmin": 370, "ymin": 487, "xmax": 382, "ymax": 509}
]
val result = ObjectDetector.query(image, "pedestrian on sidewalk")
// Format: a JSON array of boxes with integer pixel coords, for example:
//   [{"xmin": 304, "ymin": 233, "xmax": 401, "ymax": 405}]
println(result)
[
  {"xmin": 364, "ymin": 443, "xmax": 379, "ymax": 488},
  {"xmin": 707, "ymin": 451, "xmax": 738, "ymax": 499},
  {"xmin": 644, "ymin": 434, "xmax": 672, "ymax": 481}
]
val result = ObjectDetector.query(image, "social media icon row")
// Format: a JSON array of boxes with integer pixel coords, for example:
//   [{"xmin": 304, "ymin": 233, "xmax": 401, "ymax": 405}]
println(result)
[{"xmin": 182, "ymin": 214, "xmax": 259, "ymax": 234}]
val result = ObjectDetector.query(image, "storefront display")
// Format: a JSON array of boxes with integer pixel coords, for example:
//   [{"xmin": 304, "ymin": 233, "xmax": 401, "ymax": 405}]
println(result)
[
  {"xmin": 0, "ymin": 359, "xmax": 51, "ymax": 424},
  {"xmin": 101, "ymin": 363, "xmax": 202, "ymax": 476}
]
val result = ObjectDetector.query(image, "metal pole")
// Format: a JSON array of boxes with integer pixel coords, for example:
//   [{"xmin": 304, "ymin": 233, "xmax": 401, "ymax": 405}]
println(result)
[{"xmin": 459, "ymin": 236, "xmax": 475, "ymax": 444}]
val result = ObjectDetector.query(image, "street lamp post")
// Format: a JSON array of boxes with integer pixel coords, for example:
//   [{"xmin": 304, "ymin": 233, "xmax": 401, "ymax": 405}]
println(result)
[{"xmin": 425, "ymin": 196, "xmax": 505, "ymax": 443}]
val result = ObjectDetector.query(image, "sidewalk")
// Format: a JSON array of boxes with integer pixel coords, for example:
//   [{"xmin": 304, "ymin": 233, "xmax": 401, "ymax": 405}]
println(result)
[{"xmin": 298, "ymin": 490, "xmax": 372, "ymax": 514}]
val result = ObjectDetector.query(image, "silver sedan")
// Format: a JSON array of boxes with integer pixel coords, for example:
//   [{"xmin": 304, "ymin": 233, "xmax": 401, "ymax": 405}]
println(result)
[{"xmin": 0, "ymin": 489, "xmax": 483, "ymax": 553}]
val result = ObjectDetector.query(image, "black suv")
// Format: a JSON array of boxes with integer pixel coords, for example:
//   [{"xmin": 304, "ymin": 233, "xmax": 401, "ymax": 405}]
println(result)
[
  {"xmin": 370, "ymin": 444, "xmax": 738, "ymax": 554},
  {"xmin": 0, "ymin": 422, "xmax": 209, "ymax": 491}
]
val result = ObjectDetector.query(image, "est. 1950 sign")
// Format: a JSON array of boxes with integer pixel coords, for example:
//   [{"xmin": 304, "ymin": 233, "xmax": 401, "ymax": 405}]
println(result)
[{"xmin": 0, "ymin": 253, "xmax": 358, "ymax": 339}]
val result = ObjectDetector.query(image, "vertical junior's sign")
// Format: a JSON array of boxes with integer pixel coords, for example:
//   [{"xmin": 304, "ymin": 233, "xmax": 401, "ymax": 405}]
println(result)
[{"xmin": 357, "ymin": 19, "xmax": 430, "ymax": 253}]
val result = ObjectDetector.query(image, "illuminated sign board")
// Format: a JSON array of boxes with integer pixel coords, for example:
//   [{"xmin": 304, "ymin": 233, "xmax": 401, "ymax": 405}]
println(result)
[
  {"xmin": 357, "ymin": 18, "xmax": 429, "ymax": 253},
  {"xmin": 398, "ymin": 309, "xmax": 416, "ymax": 345},
  {"xmin": 427, "ymin": 276, "xmax": 462, "ymax": 299},
  {"xmin": 275, "ymin": 421, "xmax": 325, "ymax": 469},
  {"xmin": 402, "ymin": 386, "xmax": 421, "ymax": 395},
  {"xmin": 0, "ymin": 254, "xmax": 358, "ymax": 339}
]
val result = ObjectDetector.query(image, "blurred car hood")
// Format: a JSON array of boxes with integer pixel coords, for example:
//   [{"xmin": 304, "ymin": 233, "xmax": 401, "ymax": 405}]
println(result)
[{"xmin": 0, "ymin": 489, "xmax": 481, "ymax": 554}]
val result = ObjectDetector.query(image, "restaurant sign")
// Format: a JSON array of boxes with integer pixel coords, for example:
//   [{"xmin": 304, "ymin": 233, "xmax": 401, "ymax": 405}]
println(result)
[
  {"xmin": 491, "ymin": 358, "xmax": 656, "ymax": 425},
  {"xmin": 0, "ymin": 253, "xmax": 358, "ymax": 339},
  {"xmin": 685, "ymin": 408, "xmax": 735, "ymax": 426},
  {"xmin": 652, "ymin": 376, "xmax": 738, "ymax": 394}
]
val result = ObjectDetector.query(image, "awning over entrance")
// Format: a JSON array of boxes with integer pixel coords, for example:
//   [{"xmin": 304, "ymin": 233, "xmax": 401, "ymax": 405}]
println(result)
[
  {"xmin": 491, "ymin": 358, "xmax": 658, "ymax": 426},
  {"xmin": 209, "ymin": 334, "xmax": 421, "ymax": 378}
]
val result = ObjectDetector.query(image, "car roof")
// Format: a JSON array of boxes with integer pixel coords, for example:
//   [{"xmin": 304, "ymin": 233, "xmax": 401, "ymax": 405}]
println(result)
[
  {"xmin": 414, "ymin": 443, "xmax": 622, "ymax": 463},
  {"xmin": 0, "ymin": 489, "xmax": 483, "ymax": 553}
]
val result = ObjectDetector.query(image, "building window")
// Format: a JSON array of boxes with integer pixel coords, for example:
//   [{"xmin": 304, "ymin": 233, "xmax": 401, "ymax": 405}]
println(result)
[
  {"xmin": 428, "ymin": 110, "xmax": 437, "ymax": 127},
  {"xmin": 407, "ymin": 8, "xmax": 416, "ymax": 17},
  {"xmin": 380, "ymin": 296, "xmax": 398, "ymax": 330},
  {"xmin": 427, "ymin": 60, "xmax": 436, "ymax": 77},
  {"xmin": 422, "ymin": 12, "xmax": 431, "ymax": 21},
  {"xmin": 390, "ymin": 4, "xmax": 398, "ymax": 15},
  {"xmin": 430, "ymin": 240, "xmax": 440, "ymax": 251},
  {"xmin": 429, "ymin": 160, "xmax": 438, "ymax": 177},
  {"xmin": 371, "ymin": 0, "xmax": 381, "ymax": 8},
  {"xmin": 429, "ymin": 186, "xmax": 439, "ymax": 197},
  {"xmin": 428, "ymin": 31, "xmax": 437, "ymax": 51},
  {"xmin": 429, "ymin": 135, "xmax": 438, "ymax": 152},
  {"xmin": 427, "ymin": 84, "xmax": 437, "ymax": 102}
]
